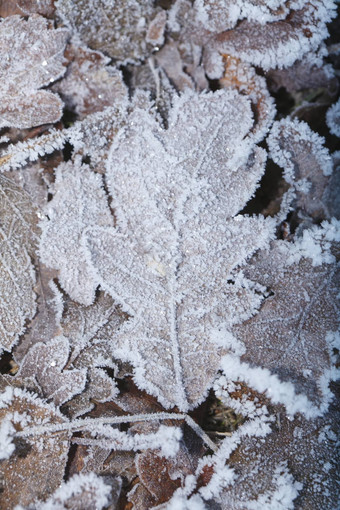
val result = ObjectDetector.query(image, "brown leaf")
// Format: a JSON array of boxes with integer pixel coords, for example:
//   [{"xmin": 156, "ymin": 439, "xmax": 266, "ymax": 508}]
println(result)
[
  {"xmin": 267, "ymin": 60, "xmax": 339, "ymax": 96},
  {"xmin": 204, "ymin": 3, "xmax": 336, "ymax": 74},
  {"xmin": 0, "ymin": 15, "xmax": 68, "ymax": 129},
  {"xmin": 268, "ymin": 118, "xmax": 332, "ymax": 221},
  {"xmin": 233, "ymin": 237, "xmax": 339, "ymax": 410},
  {"xmin": 220, "ymin": 55, "xmax": 275, "ymax": 143},
  {"xmin": 53, "ymin": 43, "xmax": 127, "ymax": 119},
  {"xmin": 221, "ymin": 401, "xmax": 339, "ymax": 510},
  {"xmin": 130, "ymin": 424, "xmax": 207, "ymax": 508},
  {"xmin": 0, "ymin": 386, "xmax": 70, "ymax": 509},
  {"xmin": 13, "ymin": 264, "xmax": 62, "ymax": 362},
  {"xmin": 36, "ymin": 472, "xmax": 119, "ymax": 510},
  {"xmin": 56, "ymin": 0, "xmax": 163, "ymax": 63},
  {"xmin": 0, "ymin": 0, "xmax": 55, "ymax": 18},
  {"xmin": 60, "ymin": 291, "xmax": 125, "ymax": 417},
  {"xmin": 154, "ymin": 40, "xmax": 196, "ymax": 91}
]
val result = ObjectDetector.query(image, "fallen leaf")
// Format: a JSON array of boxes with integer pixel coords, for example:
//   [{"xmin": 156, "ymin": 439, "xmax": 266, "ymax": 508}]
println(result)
[
  {"xmin": 53, "ymin": 43, "xmax": 127, "ymax": 119},
  {"xmin": 16, "ymin": 336, "xmax": 87, "ymax": 406},
  {"xmin": 0, "ymin": 175, "xmax": 38, "ymax": 352},
  {"xmin": 233, "ymin": 229, "xmax": 339, "ymax": 410},
  {"xmin": 0, "ymin": 15, "xmax": 68, "ymax": 129},
  {"xmin": 0, "ymin": 386, "xmax": 70, "ymax": 509}
]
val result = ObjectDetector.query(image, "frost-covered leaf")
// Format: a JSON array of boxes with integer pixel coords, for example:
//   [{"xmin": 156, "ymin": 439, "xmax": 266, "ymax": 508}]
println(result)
[
  {"xmin": 7, "ymin": 161, "xmax": 53, "ymax": 211},
  {"xmin": 84, "ymin": 89, "xmax": 275, "ymax": 411},
  {"xmin": 267, "ymin": 60, "xmax": 338, "ymax": 95},
  {"xmin": 16, "ymin": 336, "xmax": 87, "ymax": 406},
  {"xmin": 64, "ymin": 367, "xmax": 117, "ymax": 419},
  {"xmin": 68, "ymin": 444, "xmax": 135, "ymax": 485},
  {"xmin": 0, "ymin": 104, "xmax": 127, "ymax": 174},
  {"xmin": 130, "ymin": 424, "xmax": 207, "ymax": 508},
  {"xmin": 56, "ymin": 0, "xmax": 164, "ymax": 63},
  {"xmin": 60, "ymin": 291, "xmax": 124, "ymax": 364},
  {"xmin": 268, "ymin": 118, "xmax": 333, "ymax": 220},
  {"xmin": 52, "ymin": 43, "xmax": 128, "ymax": 119},
  {"xmin": 204, "ymin": 2, "xmax": 337, "ymax": 76},
  {"xmin": 34, "ymin": 472, "xmax": 117, "ymax": 510},
  {"xmin": 0, "ymin": 128, "xmax": 67, "ymax": 173},
  {"xmin": 326, "ymin": 97, "xmax": 340, "ymax": 137},
  {"xmin": 58, "ymin": 291, "xmax": 125, "ymax": 417},
  {"xmin": 220, "ymin": 56, "xmax": 276, "ymax": 143},
  {"xmin": 193, "ymin": 0, "xmax": 306, "ymax": 34},
  {"xmin": 324, "ymin": 152, "xmax": 340, "ymax": 220},
  {"xmin": 154, "ymin": 40, "xmax": 197, "ymax": 92},
  {"xmin": 65, "ymin": 105, "xmax": 129, "ymax": 174},
  {"xmin": 218, "ymin": 401, "xmax": 339, "ymax": 510},
  {"xmin": 0, "ymin": 15, "xmax": 68, "ymax": 129},
  {"xmin": 0, "ymin": 175, "xmax": 38, "ymax": 352},
  {"xmin": 232, "ymin": 225, "xmax": 340, "ymax": 412},
  {"xmin": 0, "ymin": 0, "xmax": 55, "ymax": 18},
  {"xmin": 40, "ymin": 158, "xmax": 114, "ymax": 305},
  {"xmin": 0, "ymin": 386, "xmax": 70, "ymax": 509}
]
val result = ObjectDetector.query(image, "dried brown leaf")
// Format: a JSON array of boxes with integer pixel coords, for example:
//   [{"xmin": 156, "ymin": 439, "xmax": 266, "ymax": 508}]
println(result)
[
  {"xmin": 0, "ymin": 386, "xmax": 70, "ymax": 509},
  {"xmin": 268, "ymin": 118, "xmax": 333, "ymax": 220},
  {"xmin": 233, "ymin": 237, "xmax": 339, "ymax": 410},
  {"xmin": 60, "ymin": 291, "xmax": 125, "ymax": 417},
  {"xmin": 204, "ymin": 2, "xmax": 336, "ymax": 75},
  {"xmin": 0, "ymin": 15, "xmax": 68, "ymax": 129},
  {"xmin": 56, "ymin": 0, "xmax": 163, "ymax": 63},
  {"xmin": 220, "ymin": 56, "xmax": 275, "ymax": 143},
  {"xmin": 53, "ymin": 43, "xmax": 127, "ymax": 119},
  {"xmin": 129, "ymin": 424, "xmax": 206, "ymax": 508},
  {"xmin": 0, "ymin": 0, "xmax": 55, "ymax": 18},
  {"xmin": 267, "ymin": 60, "xmax": 338, "ymax": 95},
  {"xmin": 220, "ymin": 402, "xmax": 339, "ymax": 510}
]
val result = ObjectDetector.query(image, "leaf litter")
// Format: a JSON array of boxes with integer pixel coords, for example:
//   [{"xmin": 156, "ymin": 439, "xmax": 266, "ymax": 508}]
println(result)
[{"xmin": 0, "ymin": 2, "xmax": 339, "ymax": 509}]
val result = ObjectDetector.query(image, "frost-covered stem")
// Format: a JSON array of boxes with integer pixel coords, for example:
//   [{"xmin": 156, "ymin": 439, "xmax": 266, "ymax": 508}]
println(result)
[
  {"xmin": 148, "ymin": 57, "xmax": 161, "ymax": 103},
  {"xmin": 15, "ymin": 412, "xmax": 218, "ymax": 452},
  {"xmin": 0, "ymin": 129, "xmax": 67, "ymax": 171}
]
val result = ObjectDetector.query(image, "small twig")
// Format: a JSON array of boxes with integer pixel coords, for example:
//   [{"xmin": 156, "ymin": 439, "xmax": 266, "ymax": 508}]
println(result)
[{"xmin": 16, "ymin": 411, "xmax": 218, "ymax": 453}]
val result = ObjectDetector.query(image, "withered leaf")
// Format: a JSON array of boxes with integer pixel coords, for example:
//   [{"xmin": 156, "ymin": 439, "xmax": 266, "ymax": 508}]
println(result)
[
  {"xmin": 233, "ymin": 231, "xmax": 339, "ymax": 411},
  {"xmin": 268, "ymin": 118, "xmax": 333, "ymax": 221},
  {"xmin": 0, "ymin": 0, "xmax": 55, "ymax": 18},
  {"xmin": 267, "ymin": 60, "xmax": 339, "ymax": 96},
  {"xmin": 326, "ymin": 97, "xmax": 340, "ymax": 138},
  {"xmin": 13, "ymin": 265, "xmax": 62, "ymax": 363},
  {"xmin": 56, "ymin": 0, "xmax": 164, "ymax": 63},
  {"xmin": 0, "ymin": 386, "xmax": 70, "ymax": 509},
  {"xmin": 60, "ymin": 291, "xmax": 124, "ymax": 417},
  {"xmin": 0, "ymin": 15, "xmax": 68, "ymax": 129},
  {"xmin": 16, "ymin": 336, "xmax": 87, "ymax": 406},
  {"xmin": 34, "ymin": 472, "xmax": 118, "ymax": 510},
  {"xmin": 0, "ymin": 175, "xmax": 38, "ymax": 352},
  {"xmin": 52, "ymin": 43, "xmax": 127, "ymax": 119},
  {"xmin": 204, "ymin": 2, "xmax": 336, "ymax": 75},
  {"xmin": 193, "ymin": 0, "xmax": 300, "ymax": 34},
  {"xmin": 131, "ymin": 423, "xmax": 207, "ymax": 508},
  {"xmin": 220, "ymin": 56, "xmax": 276, "ymax": 143},
  {"xmin": 220, "ymin": 402, "xmax": 339, "ymax": 510}
]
